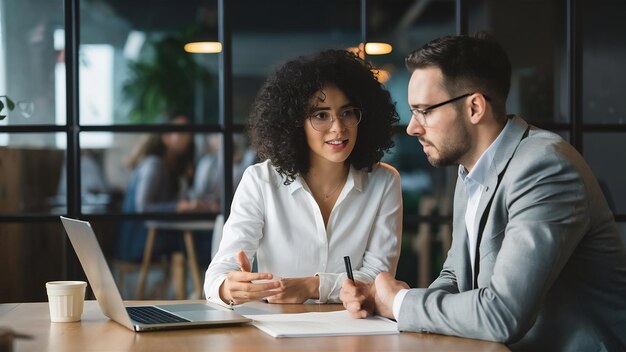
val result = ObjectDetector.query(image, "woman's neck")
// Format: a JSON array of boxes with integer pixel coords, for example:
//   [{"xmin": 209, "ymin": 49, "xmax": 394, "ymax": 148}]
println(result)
[{"xmin": 304, "ymin": 162, "xmax": 349, "ymax": 198}]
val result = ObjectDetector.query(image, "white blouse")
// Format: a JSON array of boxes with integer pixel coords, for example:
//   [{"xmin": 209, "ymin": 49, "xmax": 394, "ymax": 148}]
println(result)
[{"xmin": 204, "ymin": 159, "xmax": 402, "ymax": 303}]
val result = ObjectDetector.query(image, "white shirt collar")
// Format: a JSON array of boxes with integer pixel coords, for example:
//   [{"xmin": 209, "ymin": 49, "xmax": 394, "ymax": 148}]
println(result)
[
  {"xmin": 458, "ymin": 119, "xmax": 512, "ymax": 186},
  {"xmin": 289, "ymin": 164, "xmax": 364, "ymax": 195}
]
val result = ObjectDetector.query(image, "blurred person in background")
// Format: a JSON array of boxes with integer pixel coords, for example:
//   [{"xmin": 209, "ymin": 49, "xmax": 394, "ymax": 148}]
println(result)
[
  {"xmin": 116, "ymin": 112, "xmax": 209, "ymax": 262},
  {"xmin": 191, "ymin": 134, "xmax": 256, "ymax": 213}
]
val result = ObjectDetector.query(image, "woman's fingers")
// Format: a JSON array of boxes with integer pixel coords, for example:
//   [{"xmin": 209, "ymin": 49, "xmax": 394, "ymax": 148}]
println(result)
[
  {"xmin": 227, "ymin": 270, "xmax": 274, "ymax": 282},
  {"xmin": 236, "ymin": 250, "xmax": 251, "ymax": 272},
  {"xmin": 226, "ymin": 274, "xmax": 283, "ymax": 304}
]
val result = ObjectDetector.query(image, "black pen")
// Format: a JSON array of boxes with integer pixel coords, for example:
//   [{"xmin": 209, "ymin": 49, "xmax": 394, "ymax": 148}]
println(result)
[{"xmin": 343, "ymin": 256, "xmax": 354, "ymax": 281}]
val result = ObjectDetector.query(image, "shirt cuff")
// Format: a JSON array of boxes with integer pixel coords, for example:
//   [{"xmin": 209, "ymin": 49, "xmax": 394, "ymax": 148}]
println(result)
[
  {"xmin": 316, "ymin": 272, "xmax": 338, "ymax": 303},
  {"xmin": 207, "ymin": 275, "xmax": 228, "ymax": 304},
  {"xmin": 207, "ymin": 294, "xmax": 231, "ymax": 308},
  {"xmin": 392, "ymin": 288, "xmax": 409, "ymax": 321}
]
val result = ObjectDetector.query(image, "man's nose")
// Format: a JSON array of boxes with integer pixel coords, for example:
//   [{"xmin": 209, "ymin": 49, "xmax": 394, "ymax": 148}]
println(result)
[{"xmin": 406, "ymin": 116, "xmax": 424, "ymax": 136}]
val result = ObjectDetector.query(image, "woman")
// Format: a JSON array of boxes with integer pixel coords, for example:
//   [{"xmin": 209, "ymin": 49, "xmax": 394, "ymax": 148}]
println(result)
[
  {"xmin": 117, "ymin": 113, "xmax": 204, "ymax": 262},
  {"xmin": 204, "ymin": 49, "xmax": 402, "ymax": 305}
]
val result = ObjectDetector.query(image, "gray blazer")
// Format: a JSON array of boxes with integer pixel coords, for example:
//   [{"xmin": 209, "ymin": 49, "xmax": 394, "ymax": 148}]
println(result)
[{"xmin": 398, "ymin": 116, "xmax": 626, "ymax": 351}]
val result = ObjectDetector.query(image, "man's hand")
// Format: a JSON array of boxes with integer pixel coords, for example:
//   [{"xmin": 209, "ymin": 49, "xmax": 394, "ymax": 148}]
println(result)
[
  {"xmin": 266, "ymin": 276, "xmax": 320, "ymax": 304},
  {"xmin": 340, "ymin": 279, "xmax": 376, "ymax": 318},
  {"xmin": 340, "ymin": 272, "xmax": 410, "ymax": 320},
  {"xmin": 219, "ymin": 250, "xmax": 283, "ymax": 305},
  {"xmin": 372, "ymin": 272, "xmax": 410, "ymax": 319}
]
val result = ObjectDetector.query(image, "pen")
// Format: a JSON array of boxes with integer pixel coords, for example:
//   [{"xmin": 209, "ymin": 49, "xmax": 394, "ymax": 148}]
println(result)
[{"xmin": 343, "ymin": 256, "xmax": 354, "ymax": 281}]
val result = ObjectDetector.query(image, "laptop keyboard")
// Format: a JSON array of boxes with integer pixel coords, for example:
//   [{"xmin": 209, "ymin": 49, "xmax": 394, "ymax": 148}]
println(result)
[{"xmin": 127, "ymin": 306, "xmax": 190, "ymax": 324}]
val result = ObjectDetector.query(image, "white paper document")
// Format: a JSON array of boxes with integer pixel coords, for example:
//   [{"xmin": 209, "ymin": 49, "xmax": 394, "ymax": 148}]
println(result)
[{"xmin": 244, "ymin": 310, "xmax": 398, "ymax": 338}]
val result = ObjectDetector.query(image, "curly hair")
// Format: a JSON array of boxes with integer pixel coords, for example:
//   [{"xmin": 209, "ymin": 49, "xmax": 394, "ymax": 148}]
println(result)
[{"xmin": 248, "ymin": 49, "xmax": 399, "ymax": 184}]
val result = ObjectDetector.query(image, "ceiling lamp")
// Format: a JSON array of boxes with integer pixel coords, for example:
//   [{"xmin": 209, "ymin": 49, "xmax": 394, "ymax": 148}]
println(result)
[
  {"xmin": 364, "ymin": 42, "xmax": 392, "ymax": 55},
  {"xmin": 184, "ymin": 41, "xmax": 222, "ymax": 54},
  {"xmin": 346, "ymin": 42, "xmax": 393, "ymax": 57}
]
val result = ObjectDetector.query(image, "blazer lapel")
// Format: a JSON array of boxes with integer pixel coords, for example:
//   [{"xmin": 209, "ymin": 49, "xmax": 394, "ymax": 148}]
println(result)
[
  {"xmin": 472, "ymin": 116, "xmax": 530, "ymax": 287},
  {"xmin": 452, "ymin": 176, "xmax": 473, "ymax": 292},
  {"xmin": 471, "ymin": 165, "xmax": 498, "ymax": 287}
]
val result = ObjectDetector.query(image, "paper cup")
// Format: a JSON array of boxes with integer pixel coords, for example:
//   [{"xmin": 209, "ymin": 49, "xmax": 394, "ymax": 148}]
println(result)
[{"xmin": 45, "ymin": 281, "xmax": 87, "ymax": 323}]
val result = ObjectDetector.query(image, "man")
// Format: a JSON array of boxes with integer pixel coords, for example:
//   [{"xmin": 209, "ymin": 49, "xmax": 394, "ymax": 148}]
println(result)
[{"xmin": 340, "ymin": 33, "xmax": 626, "ymax": 351}]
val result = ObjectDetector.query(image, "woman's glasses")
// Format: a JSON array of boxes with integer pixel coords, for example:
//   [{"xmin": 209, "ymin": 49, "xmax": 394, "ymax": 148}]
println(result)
[{"xmin": 308, "ymin": 107, "xmax": 362, "ymax": 131}]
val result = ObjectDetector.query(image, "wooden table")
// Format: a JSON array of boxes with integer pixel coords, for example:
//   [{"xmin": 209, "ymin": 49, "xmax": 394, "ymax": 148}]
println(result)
[{"xmin": 0, "ymin": 300, "xmax": 509, "ymax": 351}]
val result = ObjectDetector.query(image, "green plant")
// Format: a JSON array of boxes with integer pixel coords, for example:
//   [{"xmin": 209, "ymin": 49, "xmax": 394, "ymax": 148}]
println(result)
[
  {"xmin": 0, "ymin": 95, "xmax": 15, "ymax": 120},
  {"xmin": 123, "ymin": 30, "xmax": 213, "ymax": 123}
]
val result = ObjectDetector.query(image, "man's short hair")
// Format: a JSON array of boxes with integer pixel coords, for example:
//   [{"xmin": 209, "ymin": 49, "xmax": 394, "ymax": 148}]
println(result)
[{"xmin": 405, "ymin": 32, "xmax": 511, "ymax": 116}]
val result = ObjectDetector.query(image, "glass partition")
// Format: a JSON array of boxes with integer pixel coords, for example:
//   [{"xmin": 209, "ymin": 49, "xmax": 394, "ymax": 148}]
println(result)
[
  {"xmin": 581, "ymin": 0, "xmax": 626, "ymax": 124},
  {"xmin": 0, "ymin": 0, "xmax": 64, "ymax": 125},
  {"xmin": 468, "ymin": 0, "xmax": 566, "ymax": 124},
  {"xmin": 0, "ymin": 133, "xmax": 66, "ymax": 214},
  {"xmin": 79, "ymin": 0, "xmax": 220, "ymax": 125},
  {"xmin": 81, "ymin": 131, "xmax": 255, "ymax": 215},
  {"xmin": 583, "ymin": 133, "xmax": 626, "ymax": 214}
]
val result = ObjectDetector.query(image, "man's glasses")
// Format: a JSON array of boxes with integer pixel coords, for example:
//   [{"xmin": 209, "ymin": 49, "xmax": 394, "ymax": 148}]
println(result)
[
  {"xmin": 410, "ymin": 92, "xmax": 489, "ymax": 126},
  {"xmin": 308, "ymin": 107, "xmax": 362, "ymax": 131}
]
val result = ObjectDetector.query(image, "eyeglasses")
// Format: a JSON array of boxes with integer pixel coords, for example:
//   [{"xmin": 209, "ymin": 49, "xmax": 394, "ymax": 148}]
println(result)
[
  {"xmin": 410, "ymin": 92, "xmax": 482, "ymax": 126},
  {"xmin": 308, "ymin": 107, "xmax": 362, "ymax": 131}
]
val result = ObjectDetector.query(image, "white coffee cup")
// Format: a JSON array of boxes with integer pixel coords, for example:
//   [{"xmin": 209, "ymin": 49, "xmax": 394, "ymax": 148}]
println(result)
[{"xmin": 45, "ymin": 281, "xmax": 87, "ymax": 323}]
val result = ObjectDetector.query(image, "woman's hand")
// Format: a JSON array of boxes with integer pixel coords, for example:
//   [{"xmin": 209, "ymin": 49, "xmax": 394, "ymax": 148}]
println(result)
[
  {"xmin": 219, "ymin": 250, "xmax": 283, "ymax": 305},
  {"xmin": 265, "ymin": 276, "xmax": 320, "ymax": 304}
]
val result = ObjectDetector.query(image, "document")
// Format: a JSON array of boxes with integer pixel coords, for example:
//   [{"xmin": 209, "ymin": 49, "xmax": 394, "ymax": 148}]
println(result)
[{"xmin": 243, "ymin": 310, "xmax": 398, "ymax": 338}]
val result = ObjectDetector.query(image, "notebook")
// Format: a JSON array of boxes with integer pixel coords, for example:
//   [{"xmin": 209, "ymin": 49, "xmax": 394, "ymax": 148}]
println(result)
[
  {"xmin": 60, "ymin": 216, "xmax": 251, "ymax": 332},
  {"xmin": 243, "ymin": 310, "xmax": 398, "ymax": 338}
]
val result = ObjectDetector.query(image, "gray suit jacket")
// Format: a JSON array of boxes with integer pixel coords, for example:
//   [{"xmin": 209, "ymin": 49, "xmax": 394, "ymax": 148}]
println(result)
[{"xmin": 398, "ymin": 116, "xmax": 626, "ymax": 351}]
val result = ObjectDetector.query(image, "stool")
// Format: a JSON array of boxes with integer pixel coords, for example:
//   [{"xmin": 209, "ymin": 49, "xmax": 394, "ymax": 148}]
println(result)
[{"xmin": 136, "ymin": 221, "xmax": 214, "ymax": 300}]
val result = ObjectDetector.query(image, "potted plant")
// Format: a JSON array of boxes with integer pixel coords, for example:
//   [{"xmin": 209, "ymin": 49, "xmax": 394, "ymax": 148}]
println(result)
[
  {"xmin": 123, "ymin": 29, "xmax": 214, "ymax": 123},
  {"xmin": 0, "ymin": 95, "xmax": 15, "ymax": 120},
  {"xmin": 0, "ymin": 96, "xmax": 34, "ymax": 120}
]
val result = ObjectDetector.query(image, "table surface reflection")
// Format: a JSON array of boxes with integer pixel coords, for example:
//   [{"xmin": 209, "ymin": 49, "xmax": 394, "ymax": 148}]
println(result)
[{"xmin": 0, "ymin": 300, "xmax": 509, "ymax": 352}]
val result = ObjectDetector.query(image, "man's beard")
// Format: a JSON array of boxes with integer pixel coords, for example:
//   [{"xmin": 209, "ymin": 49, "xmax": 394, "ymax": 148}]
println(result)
[{"xmin": 425, "ymin": 113, "xmax": 471, "ymax": 167}]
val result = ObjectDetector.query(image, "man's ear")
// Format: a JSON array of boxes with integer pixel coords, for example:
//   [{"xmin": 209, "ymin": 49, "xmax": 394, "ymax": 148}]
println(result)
[{"xmin": 468, "ymin": 93, "xmax": 487, "ymax": 125}]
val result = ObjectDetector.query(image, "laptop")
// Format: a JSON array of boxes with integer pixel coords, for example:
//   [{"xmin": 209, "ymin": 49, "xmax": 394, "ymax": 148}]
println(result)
[{"xmin": 60, "ymin": 216, "xmax": 251, "ymax": 332}]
